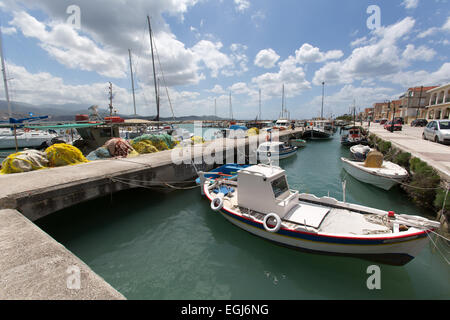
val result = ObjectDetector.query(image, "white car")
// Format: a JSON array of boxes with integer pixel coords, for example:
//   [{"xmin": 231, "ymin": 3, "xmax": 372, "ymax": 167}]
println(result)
[{"xmin": 423, "ymin": 120, "xmax": 450, "ymax": 144}]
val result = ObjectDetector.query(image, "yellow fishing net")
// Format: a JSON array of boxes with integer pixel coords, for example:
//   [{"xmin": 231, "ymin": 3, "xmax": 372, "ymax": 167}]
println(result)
[
  {"xmin": 45, "ymin": 143, "xmax": 89, "ymax": 167},
  {"xmin": 0, "ymin": 150, "xmax": 49, "ymax": 174},
  {"xmin": 248, "ymin": 127, "xmax": 259, "ymax": 136},
  {"xmin": 131, "ymin": 140, "xmax": 159, "ymax": 154},
  {"xmin": 191, "ymin": 136, "xmax": 205, "ymax": 144}
]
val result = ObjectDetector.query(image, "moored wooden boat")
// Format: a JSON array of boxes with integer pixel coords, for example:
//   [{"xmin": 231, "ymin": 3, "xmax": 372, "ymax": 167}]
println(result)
[
  {"xmin": 341, "ymin": 153, "xmax": 408, "ymax": 190},
  {"xmin": 198, "ymin": 164, "xmax": 439, "ymax": 266}
]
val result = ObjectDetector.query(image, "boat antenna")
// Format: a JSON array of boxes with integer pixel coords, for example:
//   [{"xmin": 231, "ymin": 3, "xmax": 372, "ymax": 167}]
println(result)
[
  {"xmin": 0, "ymin": 24, "xmax": 12, "ymax": 120},
  {"xmin": 108, "ymin": 82, "xmax": 113, "ymax": 116},
  {"xmin": 128, "ymin": 49, "xmax": 137, "ymax": 116},
  {"xmin": 321, "ymin": 81, "xmax": 325, "ymax": 120},
  {"xmin": 147, "ymin": 15, "xmax": 159, "ymax": 123}
]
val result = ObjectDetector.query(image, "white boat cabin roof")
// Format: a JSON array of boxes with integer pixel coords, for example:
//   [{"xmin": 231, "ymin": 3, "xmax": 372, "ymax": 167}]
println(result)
[
  {"xmin": 257, "ymin": 141, "xmax": 285, "ymax": 151},
  {"xmin": 239, "ymin": 163, "xmax": 285, "ymax": 180}
]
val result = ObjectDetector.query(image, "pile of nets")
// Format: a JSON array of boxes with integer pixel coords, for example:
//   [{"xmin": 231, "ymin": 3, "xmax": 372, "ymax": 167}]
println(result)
[
  {"xmin": 104, "ymin": 138, "xmax": 135, "ymax": 157},
  {"xmin": 191, "ymin": 136, "xmax": 205, "ymax": 144},
  {"xmin": 86, "ymin": 147, "xmax": 112, "ymax": 161},
  {"xmin": 132, "ymin": 134, "xmax": 176, "ymax": 149},
  {"xmin": 87, "ymin": 138, "xmax": 139, "ymax": 160},
  {"xmin": 130, "ymin": 134, "xmax": 177, "ymax": 154},
  {"xmin": 45, "ymin": 143, "xmax": 89, "ymax": 167},
  {"xmin": 0, "ymin": 149, "xmax": 49, "ymax": 174},
  {"xmin": 247, "ymin": 127, "xmax": 259, "ymax": 136}
]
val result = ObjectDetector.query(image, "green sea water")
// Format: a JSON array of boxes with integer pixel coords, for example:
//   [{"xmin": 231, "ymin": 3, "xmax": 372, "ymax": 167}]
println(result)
[{"xmin": 36, "ymin": 128, "xmax": 450, "ymax": 300}]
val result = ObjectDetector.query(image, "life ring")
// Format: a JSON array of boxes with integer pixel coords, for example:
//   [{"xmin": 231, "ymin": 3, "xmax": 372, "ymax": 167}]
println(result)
[
  {"xmin": 210, "ymin": 196, "xmax": 224, "ymax": 211},
  {"xmin": 24, "ymin": 128, "xmax": 30, "ymax": 132},
  {"xmin": 263, "ymin": 213, "xmax": 281, "ymax": 232}
]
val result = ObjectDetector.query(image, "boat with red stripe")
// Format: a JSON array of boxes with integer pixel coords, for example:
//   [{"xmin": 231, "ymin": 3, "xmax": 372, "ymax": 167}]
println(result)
[{"xmin": 198, "ymin": 164, "xmax": 440, "ymax": 266}]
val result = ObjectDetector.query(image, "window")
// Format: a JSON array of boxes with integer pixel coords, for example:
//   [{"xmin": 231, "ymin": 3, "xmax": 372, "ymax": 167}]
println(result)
[
  {"xmin": 271, "ymin": 176, "xmax": 289, "ymax": 198},
  {"xmin": 439, "ymin": 121, "xmax": 450, "ymax": 130}
]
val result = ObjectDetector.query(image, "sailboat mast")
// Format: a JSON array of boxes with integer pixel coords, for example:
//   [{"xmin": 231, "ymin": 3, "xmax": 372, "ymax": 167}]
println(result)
[
  {"xmin": 128, "ymin": 49, "xmax": 137, "ymax": 116},
  {"xmin": 0, "ymin": 26, "xmax": 12, "ymax": 119},
  {"xmin": 147, "ymin": 16, "xmax": 159, "ymax": 123},
  {"xmin": 214, "ymin": 98, "xmax": 217, "ymax": 119},
  {"xmin": 281, "ymin": 84, "xmax": 285, "ymax": 119},
  {"xmin": 229, "ymin": 92, "xmax": 233, "ymax": 120},
  {"xmin": 259, "ymin": 89, "xmax": 261, "ymax": 121},
  {"xmin": 321, "ymin": 81, "xmax": 325, "ymax": 120}
]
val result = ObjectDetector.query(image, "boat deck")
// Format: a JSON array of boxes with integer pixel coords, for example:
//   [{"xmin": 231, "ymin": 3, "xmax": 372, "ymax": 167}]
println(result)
[{"xmin": 218, "ymin": 184, "xmax": 392, "ymax": 235}]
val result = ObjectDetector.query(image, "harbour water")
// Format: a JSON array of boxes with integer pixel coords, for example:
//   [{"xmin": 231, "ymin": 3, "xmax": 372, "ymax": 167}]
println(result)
[{"xmin": 36, "ymin": 129, "xmax": 449, "ymax": 300}]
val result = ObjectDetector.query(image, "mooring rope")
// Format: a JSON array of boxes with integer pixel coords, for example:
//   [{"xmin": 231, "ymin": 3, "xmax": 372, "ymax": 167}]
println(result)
[{"xmin": 425, "ymin": 231, "xmax": 450, "ymax": 265}]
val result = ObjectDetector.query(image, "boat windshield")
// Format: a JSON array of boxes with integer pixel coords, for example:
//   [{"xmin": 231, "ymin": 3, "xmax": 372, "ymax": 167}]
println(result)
[{"xmin": 271, "ymin": 176, "xmax": 289, "ymax": 198}]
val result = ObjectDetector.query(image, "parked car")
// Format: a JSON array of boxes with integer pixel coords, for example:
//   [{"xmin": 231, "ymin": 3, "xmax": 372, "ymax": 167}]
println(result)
[
  {"xmin": 423, "ymin": 120, "xmax": 450, "ymax": 144},
  {"xmin": 394, "ymin": 117, "xmax": 404, "ymax": 125},
  {"xmin": 379, "ymin": 119, "xmax": 388, "ymax": 125},
  {"xmin": 384, "ymin": 120, "xmax": 402, "ymax": 131},
  {"xmin": 411, "ymin": 119, "xmax": 428, "ymax": 127}
]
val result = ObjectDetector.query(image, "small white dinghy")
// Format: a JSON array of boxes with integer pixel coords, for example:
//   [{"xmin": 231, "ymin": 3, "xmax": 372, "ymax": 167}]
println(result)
[
  {"xmin": 198, "ymin": 163, "xmax": 439, "ymax": 266},
  {"xmin": 341, "ymin": 151, "xmax": 408, "ymax": 190},
  {"xmin": 256, "ymin": 141, "xmax": 297, "ymax": 163}
]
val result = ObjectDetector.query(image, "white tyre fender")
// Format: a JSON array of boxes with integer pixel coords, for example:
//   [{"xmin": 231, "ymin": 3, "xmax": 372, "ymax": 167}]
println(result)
[
  {"xmin": 263, "ymin": 213, "xmax": 282, "ymax": 233},
  {"xmin": 210, "ymin": 194, "xmax": 224, "ymax": 211}
]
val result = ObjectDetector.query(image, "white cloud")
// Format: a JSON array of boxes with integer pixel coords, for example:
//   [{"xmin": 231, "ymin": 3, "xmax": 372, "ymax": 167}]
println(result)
[
  {"xmin": 402, "ymin": 44, "xmax": 436, "ymax": 61},
  {"xmin": 207, "ymin": 84, "xmax": 225, "ymax": 94},
  {"xmin": 10, "ymin": 11, "xmax": 127, "ymax": 78},
  {"xmin": 234, "ymin": 0, "xmax": 250, "ymax": 12},
  {"xmin": 382, "ymin": 63, "xmax": 450, "ymax": 87},
  {"xmin": 254, "ymin": 48, "xmax": 280, "ymax": 68},
  {"xmin": 417, "ymin": 17, "xmax": 450, "ymax": 38},
  {"xmin": 191, "ymin": 40, "xmax": 233, "ymax": 78},
  {"xmin": 1, "ymin": 26, "xmax": 17, "ymax": 35},
  {"xmin": 295, "ymin": 43, "xmax": 343, "ymax": 64},
  {"xmin": 443, "ymin": 17, "xmax": 450, "ymax": 31},
  {"xmin": 313, "ymin": 17, "xmax": 416, "ymax": 86},
  {"xmin": 401, "ymin": 0, "xmax": 419, "ymax": 9},
  {"xmin": 252, "ymin": 56, "xmax": 311, "ymax": 98}
]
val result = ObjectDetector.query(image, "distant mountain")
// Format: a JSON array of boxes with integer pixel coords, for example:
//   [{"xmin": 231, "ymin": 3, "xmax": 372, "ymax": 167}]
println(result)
[{"xmin": 0, "ymin": 100, "xmax": 226, "ymax": 122}]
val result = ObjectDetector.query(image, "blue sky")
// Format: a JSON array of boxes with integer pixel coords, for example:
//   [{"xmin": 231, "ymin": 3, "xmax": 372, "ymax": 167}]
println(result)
[{"xmin": 0, "ymin": 0, "xmax": 449, "ymax": 119}]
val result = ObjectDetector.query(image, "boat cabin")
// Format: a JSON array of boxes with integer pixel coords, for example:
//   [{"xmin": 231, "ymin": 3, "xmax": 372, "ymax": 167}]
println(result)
[
  {"xmin": 257, "ymin": 141, "xmax": 290, "ymax": 153},
  {"xmin": 237, "ymin": 165, "xmax": 298, "ymax": 218}
]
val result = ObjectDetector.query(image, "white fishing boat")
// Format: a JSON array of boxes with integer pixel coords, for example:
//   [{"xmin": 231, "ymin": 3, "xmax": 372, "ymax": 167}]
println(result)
[
  {"xmin": 256, "ymin": 141, "xmax": 297, "ymax": 162},
  {"xmin": 198, "ymin": 163, "xmax": 439, "ymax": 266},
  {"xmin": 0, "ymin": 129, "xmax": 56, "ymax": 149},
  {"xmin": 289, "ymin": 139, "xmax": 306, "ymax": 148},
  {"xmin": 349, "ymin": 144, "xmax": 372, "ymax": 162},
  {"xmin": 341, "ymin": 151, "xmax": 408, "ymax": 190}
]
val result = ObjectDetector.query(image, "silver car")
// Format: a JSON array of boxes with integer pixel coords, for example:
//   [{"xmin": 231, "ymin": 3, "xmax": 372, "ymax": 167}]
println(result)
[{"xmin": 423, "ymin": 120, "xmax": 450, "ymax": 144}]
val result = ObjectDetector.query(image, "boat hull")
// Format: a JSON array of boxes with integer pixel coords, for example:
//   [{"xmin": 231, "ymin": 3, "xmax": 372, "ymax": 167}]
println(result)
[
  {"xmin": 302, "ymin": 129, "xmax": 332, "ymax": 140},
  {"xmin": 203, "ymin": 185, "xmax": 429, "ymax": 266},
  {"xmin": 257, "ymin": 148, "xmax": 297, "ymax": 162},
  {"xmin": 341, "ymin": 158, "xmax": 405, "ymax": 190},
  {"xmin": 0, "ymin": 134, "xmax": 53, "ymax": 149}
]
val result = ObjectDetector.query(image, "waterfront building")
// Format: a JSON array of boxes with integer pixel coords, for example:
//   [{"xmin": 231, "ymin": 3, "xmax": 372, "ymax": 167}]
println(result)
[
  {"xmin": 373, "ymin": 102, "xmax": 389, "ymax": 121},
  {"xmin": 425, "ymin": 83, "xmax": 450, "ymax": 120},
  {"xmin": 397, "ymin": 86, "xmax": 438, "ymax": 123}
]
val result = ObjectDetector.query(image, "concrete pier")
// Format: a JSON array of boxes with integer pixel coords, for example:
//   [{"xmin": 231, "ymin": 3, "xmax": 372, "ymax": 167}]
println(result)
[
  {"xmin": 368, "ymin": 124, "xmax": 450, "ymax": 181},
  {"xmin": 0, "ymin": 209, "xmax": 125, "ymax": 299},
  {"xmin": 0, "ymin": 129, "xmax": 302, "ymax": 221}
]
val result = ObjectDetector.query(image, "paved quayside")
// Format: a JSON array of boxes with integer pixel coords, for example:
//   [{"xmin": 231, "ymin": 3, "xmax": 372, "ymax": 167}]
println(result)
[
  {"xmin": 368, "ymin": 124, "xmax": 450, "ymax": 181},
  {"xmin": 0, "ymin": 209, "xmax": 125, "ymax": 299}
]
